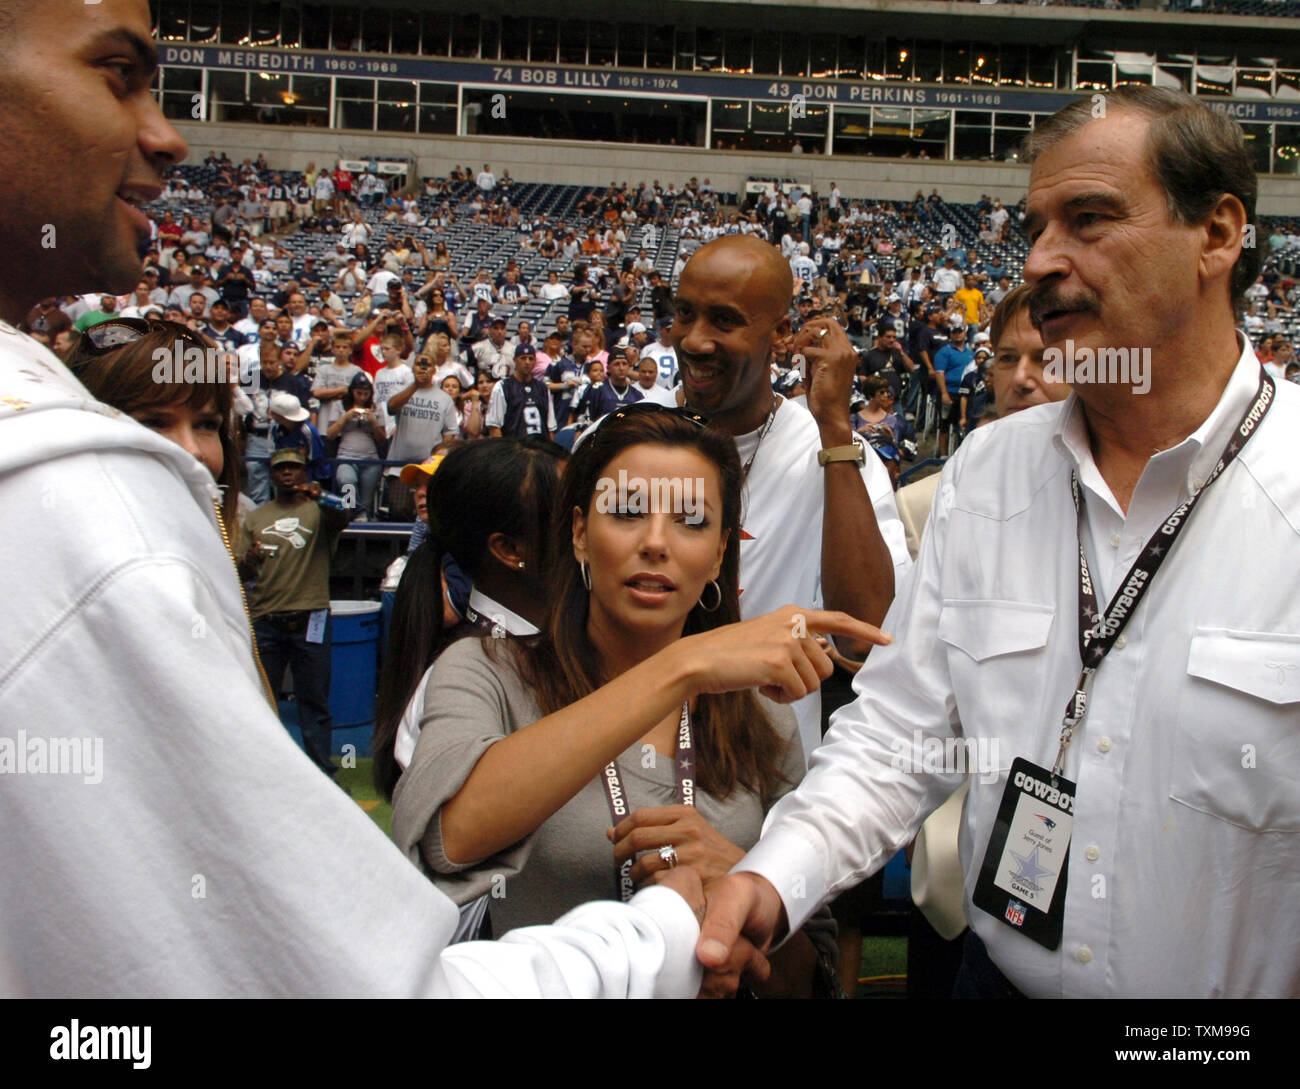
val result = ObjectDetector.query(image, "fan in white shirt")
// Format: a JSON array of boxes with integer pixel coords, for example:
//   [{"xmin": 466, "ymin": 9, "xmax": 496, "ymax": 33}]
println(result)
[
  {"xmin": 536, "ymin": 271, "xmax": 569, "ymax": 300},
  {"xmin": 367, "ymin": 268, "xmax": 399, "ymax": 296},
  {"xmin": 341, "ymin": 215, "xmax": 371, "ymax": 249},
  {"xmin": 932, "ymin": 260, "xmax": 963, "ymax": 296},
  {"xmin": 673, "ymin": 236, "xmax": 909, "ymax": 759},
  {"xmin": 631, "ymin": 353, "xmax": 678, "ymax": 407},
  {"xmin": 790, "ymin": 244, "xmax": 819, "ymax": 290},
  {"xmin": 641, "ymin": 324, "xmax": 679, "ymax": 390},
  {"xmin": 699, "ymin": 86, "xmax": 1299, "ymax": 1000},
  {"xmin": 472, "ymin": 318, "xmax": 517, "ymax": 380}
]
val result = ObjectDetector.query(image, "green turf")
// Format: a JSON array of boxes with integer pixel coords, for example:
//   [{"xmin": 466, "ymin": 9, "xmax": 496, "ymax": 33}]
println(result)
[
  {"xmin": 334, "ymin": 757, "xmax": 393, "ymax": 837},
  {"xmin": 853, "ymin": 936, "xmax": 908, "ymax": 998},
  {"xmin": 860, "ymin": 937, "xmax": 907, "ymax": 987}
]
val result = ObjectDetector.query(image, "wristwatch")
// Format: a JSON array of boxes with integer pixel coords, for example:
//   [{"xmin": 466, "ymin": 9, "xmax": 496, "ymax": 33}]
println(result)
[{"xmin": 818, "ymin": 443, "xmax": 866, "ymax": 467}]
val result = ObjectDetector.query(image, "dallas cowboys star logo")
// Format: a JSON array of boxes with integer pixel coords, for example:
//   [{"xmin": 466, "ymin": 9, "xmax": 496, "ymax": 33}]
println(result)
[{"xmin": 1008, "ymin": 842, "xmax": 1056, "ymax": 895}]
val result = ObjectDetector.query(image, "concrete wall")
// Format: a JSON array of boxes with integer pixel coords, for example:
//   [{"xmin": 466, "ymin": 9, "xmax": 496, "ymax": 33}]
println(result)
[{"xmin": 173, "ymin": 121, "xmax": 1300, "ymax": 216}]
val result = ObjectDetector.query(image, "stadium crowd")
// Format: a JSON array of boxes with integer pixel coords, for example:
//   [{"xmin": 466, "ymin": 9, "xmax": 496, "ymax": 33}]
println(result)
[{"xmin": 26, "ymin": 149, "xmax": 1300, "ymax": 523}]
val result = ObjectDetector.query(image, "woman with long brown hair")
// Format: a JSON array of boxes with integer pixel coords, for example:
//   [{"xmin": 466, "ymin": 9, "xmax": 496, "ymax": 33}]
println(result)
[
  {"xmin": 392, "ymin": 405, "xmax": 887, "ymax": 994},
  {"xmin": 420, "ymin": 284, "xmax": 460, "ymax": 345}
]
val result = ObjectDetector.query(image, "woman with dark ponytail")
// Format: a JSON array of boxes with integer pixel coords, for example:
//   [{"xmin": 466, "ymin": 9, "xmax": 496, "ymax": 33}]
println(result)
[{"xmin": 372, "ymin": 437, "xmax": 566, "ymax": 801}]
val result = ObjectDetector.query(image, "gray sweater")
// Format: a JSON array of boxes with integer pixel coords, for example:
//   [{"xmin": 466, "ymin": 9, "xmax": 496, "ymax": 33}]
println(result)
[{"xmin": 390, "ymin": 636, "xmax": 836, "ymax": 960}]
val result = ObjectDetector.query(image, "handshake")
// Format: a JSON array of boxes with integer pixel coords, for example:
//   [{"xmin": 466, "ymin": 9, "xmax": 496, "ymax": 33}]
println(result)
[{"xmin": 651, "ymin": 863, "xmax": 786, "ymax": 999}]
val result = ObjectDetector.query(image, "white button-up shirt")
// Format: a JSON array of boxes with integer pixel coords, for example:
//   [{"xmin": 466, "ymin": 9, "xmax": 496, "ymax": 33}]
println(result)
[{"xmin": 743, "ymin": 338, "xmax": 1300, "ymax": 997}]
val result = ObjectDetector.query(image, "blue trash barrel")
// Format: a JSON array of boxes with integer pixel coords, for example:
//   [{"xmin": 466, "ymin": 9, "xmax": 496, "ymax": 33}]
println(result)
[
  {"xmin": 329, "ymin": 599, "xmax": 382, "ymax": 757},
  {"xmin": 379, "ymin": 589, "xmax": 396, "ymax": 668},
  {"xmin": 882, "ymin": 848, "xmax": 911, "ymax": 906}
]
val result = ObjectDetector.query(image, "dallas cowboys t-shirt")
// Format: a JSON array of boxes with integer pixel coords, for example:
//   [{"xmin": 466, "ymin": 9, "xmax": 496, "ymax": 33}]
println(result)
[{"xmin": 385, "ymin": 386, "xmax": 457, "ymax": 476}]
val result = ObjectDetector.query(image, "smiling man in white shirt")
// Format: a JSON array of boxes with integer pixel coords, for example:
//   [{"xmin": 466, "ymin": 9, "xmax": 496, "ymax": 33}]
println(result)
[
  {"xmin": 699, "ymin": 86, "xmax": 1299, "ymax": 999},
  {"xmin": 674, "ymin": 236, "xmax": 910, "ymax": 760}
]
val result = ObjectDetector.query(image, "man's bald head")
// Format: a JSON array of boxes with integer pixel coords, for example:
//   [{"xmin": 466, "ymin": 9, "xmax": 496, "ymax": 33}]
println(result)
[
  {"xmin": 684, "ymin": 236, "xmax": 793, "ymax": 322},
  {"xmin": 671, "ymin": 235, "xmax": 794, "ymax": 433}
]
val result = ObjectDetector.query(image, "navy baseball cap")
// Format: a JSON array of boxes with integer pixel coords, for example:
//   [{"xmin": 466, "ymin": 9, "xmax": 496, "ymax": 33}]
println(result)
[{"xmin": 514, "ymin": 342, "xmax": 536, "ymax": 357}]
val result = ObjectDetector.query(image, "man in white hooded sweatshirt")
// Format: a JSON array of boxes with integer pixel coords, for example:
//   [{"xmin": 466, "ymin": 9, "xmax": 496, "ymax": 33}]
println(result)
[{"xmin": 0, "ymin": 0, "xmax": 707, "ymax": 999}]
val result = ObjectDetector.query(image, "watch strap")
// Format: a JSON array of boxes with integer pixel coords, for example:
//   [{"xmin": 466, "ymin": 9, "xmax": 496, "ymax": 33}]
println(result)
[{"xmin": 818, "ymin": 443, "xmax": 866, "ymax": 467}]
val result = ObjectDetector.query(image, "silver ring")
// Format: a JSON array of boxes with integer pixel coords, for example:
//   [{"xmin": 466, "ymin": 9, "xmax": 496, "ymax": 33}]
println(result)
[
  {"xmin": 816, "ymin": 327, "xmax": 829, "ymax": 340},
  {"xmin": 658, "ymin": 845, "xmax": 679, "ymax": 870}
]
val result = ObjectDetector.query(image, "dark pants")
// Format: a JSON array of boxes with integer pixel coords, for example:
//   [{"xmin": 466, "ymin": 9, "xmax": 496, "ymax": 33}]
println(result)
[
  {"xmin": 255, "ymin": 614, "xmax": 336, "ymax": 779},
  {"xmin": 951, "ymin": 930, "xmax": 1027, "ymax": 999},
  {"xmin": 903, "ymin": 370, "xmax": 932, "ymax": 419},
  {"xmin": 906, "ymin": 908, "xmax": 966, "ymax": 999}
]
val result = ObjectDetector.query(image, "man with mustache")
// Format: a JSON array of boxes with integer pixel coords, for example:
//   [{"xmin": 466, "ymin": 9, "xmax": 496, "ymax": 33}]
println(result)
[
  {"xmin": 698, "ymin": 87, "xmax": 1299, "ymax": 998},
  {"xmin": 673, "ymin": 235, "xmax": 911, "ymax": 760}
]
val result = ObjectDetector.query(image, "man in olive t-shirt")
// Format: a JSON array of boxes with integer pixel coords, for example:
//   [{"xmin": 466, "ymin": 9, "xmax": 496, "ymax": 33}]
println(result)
[{"xmin": 236, "ymin": 448, "xmax": 352, "ymax": 780}]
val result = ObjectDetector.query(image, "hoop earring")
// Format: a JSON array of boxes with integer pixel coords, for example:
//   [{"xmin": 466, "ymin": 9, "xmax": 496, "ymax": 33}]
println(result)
[
  {"xmin": 579, "ymin": 560, "xmax": 591, "ymax": 592},
  {"xmin": 698, "ymin": 578, "xmax": 722, "ymax": 612}
]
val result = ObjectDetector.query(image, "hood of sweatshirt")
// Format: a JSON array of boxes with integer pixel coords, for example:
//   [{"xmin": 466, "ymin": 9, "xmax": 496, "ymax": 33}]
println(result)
[{"xmin": 0, "ymin": 320, "xmax": 222, "ymax": 513}]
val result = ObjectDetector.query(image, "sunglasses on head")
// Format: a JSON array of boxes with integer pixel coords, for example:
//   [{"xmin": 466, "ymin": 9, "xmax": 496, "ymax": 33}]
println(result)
[
  {"xmin": 575, "ymin": 402, "xmax": 711, "ymax": 451},
  {"xmin": 78, "ymin": 318, "xmax": 211, "ymax": 357}
]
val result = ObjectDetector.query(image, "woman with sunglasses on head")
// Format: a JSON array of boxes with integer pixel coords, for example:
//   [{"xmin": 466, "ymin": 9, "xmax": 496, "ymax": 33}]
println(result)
[
  {"xmin": 64, "ymin": 318, "xmax": 275, "ymax": 706},
  {"xmin": 392, "ymin": 405, "xmax": 889, "ymax": 996},
  {"xmin": 420, "ymin": 287, "xmax": 459, "ymax": 346},
  {"xmin": 853, "ymin": 376, "xmax": 903, "ymax": 487},
  {"xmin": 65, "ymin": 318, "xmax": 243, "ymax": 528}
]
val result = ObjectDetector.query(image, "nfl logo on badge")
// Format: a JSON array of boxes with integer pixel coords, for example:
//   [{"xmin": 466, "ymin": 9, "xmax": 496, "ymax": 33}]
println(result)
[{"xmin": 1005, "ymin": 900, "xmax": 1026, "ymax": 927}]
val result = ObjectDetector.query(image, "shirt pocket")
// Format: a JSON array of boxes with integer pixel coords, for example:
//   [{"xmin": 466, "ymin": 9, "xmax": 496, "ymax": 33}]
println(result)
[
  {"xmin": 938, "ymin": 599, "xmax": 1055, "ymax": 662},
  {"xmin": 938, "ymin": 599, "xmax": 1056, "ymax": 758},
  {"xmin": 1173, "ymin": 628, "xmax": 1300, "ymax": 834}
]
